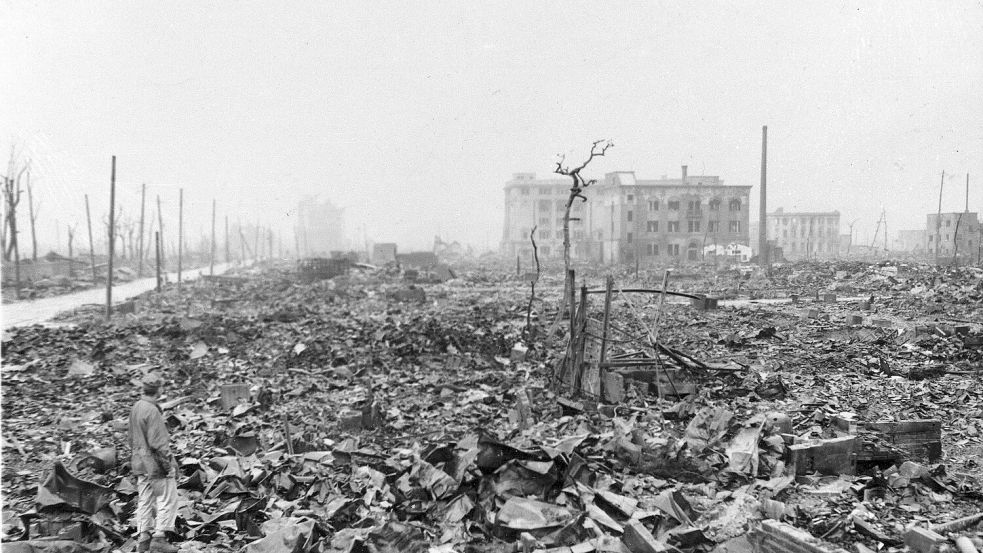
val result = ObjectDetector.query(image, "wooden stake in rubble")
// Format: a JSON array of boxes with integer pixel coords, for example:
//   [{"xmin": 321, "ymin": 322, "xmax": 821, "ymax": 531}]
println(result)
[
  {"xmin": 599, "ymin": 275, "xmax": 613, "ymax": 365},
  {"xmin": 106, "ymin": 156, "xmax": 116, "ymax": 320}
]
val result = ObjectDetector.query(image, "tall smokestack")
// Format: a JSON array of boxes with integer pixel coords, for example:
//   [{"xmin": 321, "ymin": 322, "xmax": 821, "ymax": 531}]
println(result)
[
  {"xmin": 759, "ymin": 126, "xmax": 768, "ymax": 271},
  {"xmin": 681, "ymin": 165, "xmax": 688, "ymax": 182}
]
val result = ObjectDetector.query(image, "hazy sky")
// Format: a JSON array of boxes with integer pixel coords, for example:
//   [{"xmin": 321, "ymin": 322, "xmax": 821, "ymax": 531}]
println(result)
[{"xmin": 3, "ymin": 1, "xmax": 981, "ymax": 253}]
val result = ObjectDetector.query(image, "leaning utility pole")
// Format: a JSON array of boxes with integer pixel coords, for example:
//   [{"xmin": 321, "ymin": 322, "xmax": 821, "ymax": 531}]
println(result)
[
  {"xmin": 177, "ymin": 188, "xmax": 183, "ymax": 290},
  {"xmin": 85, "ymin": 194, "xmax": 97, "ymax": 283},
  {"xmin": 758, "ymin": 125, "xmax": 769, "ymax": 272},
  {"xmin": 106, "ymin": 156, "xmax": 116, "ymax": 320},
  {"xmin": 935, "ymin": 171, "xmax": 944, "ymax": 265},
  {"xmin": 137, "ymin": 183, "xmax": 146, "ymax": 277},
  {"xmin": 210, "ymin": 199, "xmax": 216, "ymax": 276}
]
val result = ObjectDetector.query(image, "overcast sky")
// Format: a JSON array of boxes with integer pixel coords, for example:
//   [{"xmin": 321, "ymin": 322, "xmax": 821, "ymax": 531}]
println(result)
[{"xmin": 2, "ymin": 1, "xmax": 981, "ymax": 253}]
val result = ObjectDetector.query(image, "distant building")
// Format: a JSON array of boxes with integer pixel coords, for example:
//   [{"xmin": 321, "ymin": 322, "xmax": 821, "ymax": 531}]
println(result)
[
  {"xmin": 892, "ymin": 229, "xmax": 927, "ymax": 253},
  {"xmin": 372, "ymin": 243, "xmax": 397, "ymax": 265},
  {"xmin": 926, "ymin": 212, "xmax": 978, "ymax": 259},
  {"xmin": 766, "ymin": 208, "xmax": 840, "ymax": 260},
  {"xmin": 296, "ymin": 197, "xmax": 345, "ymax": 257},
  {"xmin": 501, "ymin": 166, "xmax": 751, "ymax": 264}
]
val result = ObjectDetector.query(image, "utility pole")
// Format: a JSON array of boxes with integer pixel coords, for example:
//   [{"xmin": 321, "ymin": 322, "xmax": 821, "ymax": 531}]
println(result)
[
  {"xmin": 138, "ymin": 183, "xmax": 146, "ymax": 277},
  {"xmin": 935, "ymin": 171, "xmax": 944, "ymax": 265},
  {"xmin": 225, "ymin": 216, "xmax": 230, "ymax": 263},
  {"xmin": 758, "ymin": 125, "xmax": 769, "ymax": 272},
  {"xmin": 210, "ymin": 199, "xmax": 216, "ymax": 276},
  {"xmin": 157, "ymin": 195, "xmax": 165, "ymax": 269},
  {"xmin": 85, "ymin": 194, "xmax": 97, "ymax": 284},
  {"xmin": 846, "ymin": 219, "xmax": 858, "ymax": 255},
  {"xmin": 155, "ymin": 231, "xmax": 161, "ymax": 291},
  {"xmin": 177, "ymin": 188, "xmax": 183, "ymax": 290},
  {"xmin": 106, "ymin": 156, "xmax": 116, "ymax": 320},
  {"xmin": 26, "ymin": 171, "xmax": 37, "ymax": 261},
  {"xmin": 294, "ymin": 227, "xmax": 300, "ymax": 260}
]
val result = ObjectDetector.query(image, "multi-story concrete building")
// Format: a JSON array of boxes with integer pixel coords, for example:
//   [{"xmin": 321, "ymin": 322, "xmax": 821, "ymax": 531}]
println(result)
[
  {"xmin": 926, "ymin": 212, "xmax": 978, "ymax": 259},
  {"xmin": 502, "ymin": 166, "xmax": 751, "ymax": 265},
  {"xmin": 766, "ymin": 208, "xmax": 840, "ymax": 260},
  {"xmin": 892, "ymin": 229, "xmax": 927, "ymax": 253}
]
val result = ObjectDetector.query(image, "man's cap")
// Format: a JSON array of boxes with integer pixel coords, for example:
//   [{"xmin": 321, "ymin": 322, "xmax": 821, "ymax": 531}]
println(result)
[{"xmin": 141, "ymin": 372, "xmax": 165, "ymax": 389}]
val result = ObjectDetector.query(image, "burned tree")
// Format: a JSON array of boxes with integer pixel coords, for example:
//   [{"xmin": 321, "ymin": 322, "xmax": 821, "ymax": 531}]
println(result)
[
  {"xmin": 3, "ymin": 149, "xmax": 30, "ymax": 297},
  {"xmin": 548, "ymin": 140, "xmax": 613, "ymax": 333},
  {"xmin": 555, "ymin": 140, "xmax": 613, "ymax": 272}
]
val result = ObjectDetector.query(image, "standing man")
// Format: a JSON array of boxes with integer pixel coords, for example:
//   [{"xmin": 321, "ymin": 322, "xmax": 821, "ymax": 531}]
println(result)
[{"xmin": 129, "ymin": 373, "xmax": 179, "ymax": 553}]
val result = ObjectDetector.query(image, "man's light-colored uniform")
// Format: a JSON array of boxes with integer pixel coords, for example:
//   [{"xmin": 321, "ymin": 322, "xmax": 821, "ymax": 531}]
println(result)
[{"xmin": 129, "ymin": 377, "xmax": 178, "ymax": 548}]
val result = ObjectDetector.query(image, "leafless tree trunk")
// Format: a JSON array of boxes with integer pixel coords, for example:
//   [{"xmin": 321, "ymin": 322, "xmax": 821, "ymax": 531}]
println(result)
[
  {"xmin": 3, "ymin": 153, "xmax": 29, "ymax": 296},
  {"xmin": 547, "ymin": 140, "xmax": 613, "ymax": 335}
]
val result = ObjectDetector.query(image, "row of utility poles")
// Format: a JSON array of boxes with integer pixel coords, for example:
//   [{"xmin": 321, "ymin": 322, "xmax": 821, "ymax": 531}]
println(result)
[{"xmin": 94, "ymin": 156, "xmax": 284, "ymax": 319}]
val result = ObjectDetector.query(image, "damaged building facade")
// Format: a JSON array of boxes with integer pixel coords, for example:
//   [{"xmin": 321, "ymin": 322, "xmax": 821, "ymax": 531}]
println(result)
[
  {"xmin": 926, "ymin": 211, "xmax": 979, "ymax": 261},
  {"xmin": 766, "ymin": 208, "xmax": 841, "ymax": 261},
  {"xmin": 501, "ymin": 167, "xmax": 751, "ymax": 265}
]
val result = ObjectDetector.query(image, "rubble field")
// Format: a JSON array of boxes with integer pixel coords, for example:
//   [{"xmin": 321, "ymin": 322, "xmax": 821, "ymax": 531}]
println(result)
[{"xmin": 1, "ymin": 260, "xmax": 981, "ymax": 553}]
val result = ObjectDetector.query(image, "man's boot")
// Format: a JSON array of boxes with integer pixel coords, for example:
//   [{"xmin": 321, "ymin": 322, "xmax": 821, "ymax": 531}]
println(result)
[
  {"xmin": 149, "ymin": 536, "xmax": 178, "ymax": 553},
  {"xmin": 136, "ymin": 532, "xmax": 152, "ymax": 553}
]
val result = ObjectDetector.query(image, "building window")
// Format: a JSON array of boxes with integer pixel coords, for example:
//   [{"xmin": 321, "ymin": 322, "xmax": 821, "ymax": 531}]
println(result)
[
  {"xmin": 627, "ymin": 194, "xmax": 634, "ymax": 202},
  {"xmin": 668, "ymin": 201, "xmax": 680, "ymax": 211},
  {"xmin": 668, "ymin": 221, "xmax": 680, "ymax": 232},
  {"xmin": 539, "ymin": 217, "xmax": 550, "ymax": 225},
  {"xmin": 627, "ymin": 232, "xmax": 633, "ymax": 243},
  {"xmin": 729, "ymin": 199, "xmax": 741, "ymax": 211},
  {"xmin": 709, "ymin": 199, "xmax": 720, "ymax": 211},
  {"xmin": 646, "ymin": 221, "xmax": 659, "ymax": 232},
  {"xmin": 668, "ymin": 244, "xmax": 680, "ymax": 256},
  {"xmin": 539, "ymin": 230, "xmax": 550, "ymax": 239},
  {"xmin": 519, "ymin": 187, "xmax": 530, "ymax": 195},
  {"xmin": 539, "ymin": 187, "xmax": 551, "ymax": 195},
  {"xmin": 688, "ymin": 220, "xmax": 701, "ymax": 232},
  {"xmin": 688, "ymin": 200, "xmax": 701, "ymax": 213},
  {"xmin": 540, "ymin": 246, "xmax": 551, "ymax": 256},
  {"xmin": 646, "ymin": 243, "xmax": 659, "ymax": 256},
  {"xmin": 627, "ymin": 210, "xmax": 633, "ymax": 222},
  {"xmin": 649, "ymin": 200, "xmax": 660, "ymax": 211},
  {"xmin": 946, "ymin": 220, "xmax": 951, "ymax": 227},
  {"xmin": 573, "ymin": 230, "xmax": 585, "ymax": 240},
  {"xmin": 708, "ymin": 221, "xmax": 719, "ymax": 233},
  {"xmin": 537, "ymin": 200, "xmax": 551, "ymax": 211},
  {"xmin": 729, "ymin": 221, "xmax": 741, "ymax": 233}
]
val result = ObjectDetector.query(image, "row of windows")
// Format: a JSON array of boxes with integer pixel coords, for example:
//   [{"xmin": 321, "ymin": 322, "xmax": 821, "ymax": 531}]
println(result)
[
  {"xmin": 779, "ymin": 228, "xmax": 833, "ymax": 238},
  {"xmin": 520, "ymin": 220, "xmax": 743, "ymax": 241},
  {"xmin": 643, "ymin": 220, "xmax": 741, "ymax": 233},
  {"xmin": 518, "ymin": 196, "xmax": 744, "ymax": 212},
  {"xmin": 641, "ymin": 244, "xmax": 682, "ymax": 256},
  {"xmin": 645, "ymin": 199, "xmax": 742, "ymax": 212}
]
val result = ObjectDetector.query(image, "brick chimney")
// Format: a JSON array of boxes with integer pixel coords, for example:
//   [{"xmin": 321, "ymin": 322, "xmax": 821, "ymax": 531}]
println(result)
[{"xmin": 681, "ymin": 165, "xmax": 688, "ymax": 183}]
